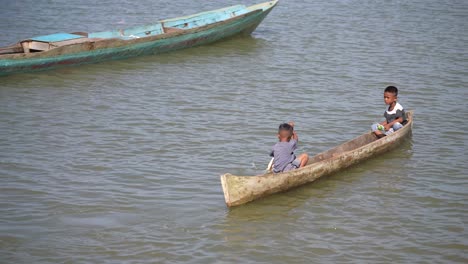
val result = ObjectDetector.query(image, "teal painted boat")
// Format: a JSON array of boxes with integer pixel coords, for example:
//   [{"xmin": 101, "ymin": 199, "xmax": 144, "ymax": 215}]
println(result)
[{"xmin": 0, "ymin": 0, "xmax": 278, "ymax": 76}]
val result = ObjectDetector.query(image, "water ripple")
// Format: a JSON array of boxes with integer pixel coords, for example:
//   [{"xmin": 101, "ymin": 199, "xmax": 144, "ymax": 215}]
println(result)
[{"xmin": 1, "ymin": 0, "xmax": 468, "ymax": 263}]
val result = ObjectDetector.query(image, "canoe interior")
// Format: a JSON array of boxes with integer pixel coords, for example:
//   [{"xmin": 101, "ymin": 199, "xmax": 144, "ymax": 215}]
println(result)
[
  {"xmin": 308, "ymin": 133, "xmax": 378, "ymax": 165},
  {"xmin": 0, "ymin": 1, "xmax": 275, "ymax": 55}
]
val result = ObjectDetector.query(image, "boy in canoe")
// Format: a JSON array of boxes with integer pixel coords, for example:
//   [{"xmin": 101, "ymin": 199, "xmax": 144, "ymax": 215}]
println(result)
[
  {"xmin": 372, "ymin": 86, "xmax": 407, "ymax": 137},
  {"xmin": 269, "ymin": 122, "xmax": 309, "ymax": 173}
]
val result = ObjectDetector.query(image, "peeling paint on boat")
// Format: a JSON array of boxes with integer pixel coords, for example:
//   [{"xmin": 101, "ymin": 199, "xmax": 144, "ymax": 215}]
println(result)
[{"xmin": 0, "ymin": 0, "xmax": 278, "ymax": 76}]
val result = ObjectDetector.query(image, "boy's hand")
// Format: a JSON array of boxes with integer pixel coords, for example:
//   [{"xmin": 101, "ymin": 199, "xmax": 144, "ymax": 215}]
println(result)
[
  {"xmin": 292, "ymin": 130, "xmax": 298, "ymax": 141},
  {"xmin": 288, "ymin": 121, "xmax": 295, "ymax": 128}
]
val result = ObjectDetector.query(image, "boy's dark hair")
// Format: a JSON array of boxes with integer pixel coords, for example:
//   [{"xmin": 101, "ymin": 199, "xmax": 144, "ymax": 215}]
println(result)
[
  {"xmin": 278, "ymin": 123, "xmax": 293, "ymax": 133},
  {"xmin": 384, "ymin": 86, "xmax": 398, "ymax": 96}
]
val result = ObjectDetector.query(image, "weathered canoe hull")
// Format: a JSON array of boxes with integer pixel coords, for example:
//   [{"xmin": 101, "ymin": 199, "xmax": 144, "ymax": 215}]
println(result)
[
  {"xmin": 0, "ymin": 1, "xmax": 277, "ymax": 76},
  {"xmin": 221, "ymin": 111, "xmax": 414, "ymax": 207}
]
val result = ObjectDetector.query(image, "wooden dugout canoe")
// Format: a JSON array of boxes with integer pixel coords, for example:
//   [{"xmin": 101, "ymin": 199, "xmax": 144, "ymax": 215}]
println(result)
[
  {"xmin": 220, "ymin": 111, "xmax": 414, "ymax": 207},
  {"xmin": 0, "ymin": 0, "xmax": 278, "ymax": 76}
]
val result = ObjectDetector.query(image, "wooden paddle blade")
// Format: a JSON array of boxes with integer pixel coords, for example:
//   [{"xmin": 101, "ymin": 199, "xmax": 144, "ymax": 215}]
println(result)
[{"xmin": 266, "ymin": 157, "xmax": 274, "ymax": 171}]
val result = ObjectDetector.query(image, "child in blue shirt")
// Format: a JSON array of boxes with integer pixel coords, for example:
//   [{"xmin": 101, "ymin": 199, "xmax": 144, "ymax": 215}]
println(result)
[
  {"xmin": 270, "ymin": 122, "xmax": 309, "ymax": 173},
  {"xmin": 372, "ymin": 86, "xmax": 407, "ymax": 137}
]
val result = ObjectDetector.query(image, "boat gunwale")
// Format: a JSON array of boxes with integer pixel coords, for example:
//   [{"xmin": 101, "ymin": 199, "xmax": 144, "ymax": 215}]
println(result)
[
  {"xmin": 0, "ymin": 1, "xmax": 277, "ymax": 60},
  {"xmin": 221, "ymin": 110, "xmax": 413, "ymax": 207}
]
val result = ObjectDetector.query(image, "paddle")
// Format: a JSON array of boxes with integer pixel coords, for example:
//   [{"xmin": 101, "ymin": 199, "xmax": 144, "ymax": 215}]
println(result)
[{"xmin": 266, "ymin": 157, "xmax": 274, "ymax": 172}]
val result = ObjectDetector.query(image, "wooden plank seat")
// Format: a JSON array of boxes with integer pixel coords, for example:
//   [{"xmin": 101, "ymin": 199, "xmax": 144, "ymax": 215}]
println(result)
[{"xmin": 19, "ymin": 32, "xmax": 103, "ymax": 53}]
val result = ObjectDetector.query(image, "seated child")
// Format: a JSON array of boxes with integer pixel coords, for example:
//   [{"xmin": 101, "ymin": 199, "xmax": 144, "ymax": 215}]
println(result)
[
  {"xmin": 372, "ymin": 86, "xmax": 406, "ymax": 137},
  {"xmin": 270, "ymin": 122, "xmax": 309, "ymax": 173}
]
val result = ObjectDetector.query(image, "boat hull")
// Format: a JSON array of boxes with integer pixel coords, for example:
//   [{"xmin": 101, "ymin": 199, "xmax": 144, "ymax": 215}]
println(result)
[
  {"xmin": 0, "ymin": 1, "xmax": 277, "ymax": 76},
  {"xmin": 221, "ymin": 111, "xmax": 414, "ymax": 207}
]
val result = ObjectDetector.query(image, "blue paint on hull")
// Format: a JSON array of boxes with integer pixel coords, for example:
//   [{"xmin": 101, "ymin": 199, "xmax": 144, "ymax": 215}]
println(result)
[{"xmin": 0, "ymin": 1, "xmax": 278, "ymax": 76}]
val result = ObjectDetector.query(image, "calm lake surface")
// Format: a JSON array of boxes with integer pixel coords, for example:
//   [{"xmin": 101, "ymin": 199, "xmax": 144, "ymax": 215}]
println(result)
[{"xmin": 1, "ymin": 0, "xmax": 467, "ymax": 263}]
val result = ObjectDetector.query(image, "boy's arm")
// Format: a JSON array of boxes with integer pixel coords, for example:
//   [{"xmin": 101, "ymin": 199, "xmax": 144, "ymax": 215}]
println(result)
[
  {"xmin": 288, "ymin": 121, "xmax": 298, "ymax": 142},
  {"xmin": 380, "ymin": 120, "xmax": 388, "ymax": 130},
  {"xmin": 292, "ymin": 130, "xmax": 298, "ymax": 141}
]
